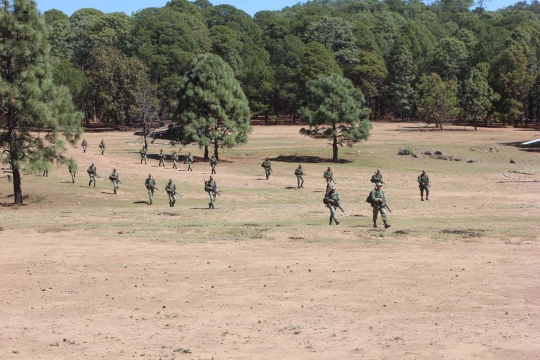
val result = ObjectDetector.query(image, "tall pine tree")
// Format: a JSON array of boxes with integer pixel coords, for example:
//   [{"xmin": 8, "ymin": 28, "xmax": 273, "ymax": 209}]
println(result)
[
  {"xmin": 175, "ymin": 54, "xmax": 251, "ymax": 160},
  {"xmin": 299, "ymin": 74, "xmax": 371, "ymax": 163},
  {"xmin": 0, "ymin": 0, "xmax": 82, "ymax": 204}
]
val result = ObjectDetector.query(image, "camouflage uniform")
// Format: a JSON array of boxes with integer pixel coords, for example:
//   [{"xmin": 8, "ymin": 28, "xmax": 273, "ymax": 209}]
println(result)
[
  {"xmin": 295, "ymin": 165, "xmax": 305, "ymax": 188},
  {"xmin": 140, "ymin": 147, "xmax": 147, "ymax": 164},
  {"xmin": 418, "ymin": 170, "xmax": 430, "ymax": 201},
  {"xmin": 68, "ymin": 163, "xmax": 76, "ymax": 183},
  {"xmin": 158, "ymin": 150, "xmax": 166, "ymax": 167},
  {"xmin": 109, "ymin": 168, "xmax": 120, "ymax": 195},
  {"xmin": 210, "ymin": 156, "xmax": 218, "ymax": 174},
  {"xmin": 87, "ymin": 163, "xmax": 97, "ymax": 187},
  {"xmin": 205, "ymin": 176, "xmax": 218, "ymax": 209},
  {"xmin": 262, "ymin": 158, "xmax": 272, "ymax": 180},
  {"xmin": 81, "ymin": 139, "xmax": 88, "ymax": 153},
  {"xmin": 371, "ymin": 170, "xmax": 383, "ymax": 184},
  {"xmin": 99, "ymin": 140, "xmax": 106, "ymax": 155},
  {"xmin": 369, "ymin": 182, "xmax": 390, "ymax": 228},
  {"xmin": 324, "ymin": 186, "xmax": 341, "ymax": 225},
  {"xmin": 145, "ymin": 175, "xmax": 156, "ymax": 205},
  {"xmin": 187, "ymin": 153, "xmax": 194, "ymax": 171},
  {"xmin": 323, "ymin": 167, "xmax": 333, "ymax": 193},
  {"xmin": 165, "ymin": 180, "xmax": 176, "ymax": 207},
  {"xmin": 172, "ymin": 151, "xmax": 178, "ymax": 169}
]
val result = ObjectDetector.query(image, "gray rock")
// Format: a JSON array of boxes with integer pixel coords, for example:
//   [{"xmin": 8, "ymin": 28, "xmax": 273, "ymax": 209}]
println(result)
[
  {"xmin": 412, "ymin": 152, "xmax": 418, "ymax": 158},
  {"xmin": 467, "ymin": 159, "xmax": 476, "ymax": 163},
  {"xmin": 398, "ymin": 148, "xmax": 410, "ymax": 155},
  {"xmin": 510, "ymin": 158, "xmax": 517, "ymax": 164},
  {"xmin": 454, "ymin": 158, "xmax": 462, "ymax": 161},
  {"xmin": 424, "ymin": 150, "xmax": 434, "ymax": 155},
  {"xmin": 434, "ymin": 150, "xmax": 443, "ymax": 155}
]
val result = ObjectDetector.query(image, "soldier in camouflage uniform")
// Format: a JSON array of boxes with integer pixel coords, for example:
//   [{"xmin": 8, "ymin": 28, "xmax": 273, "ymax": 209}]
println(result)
[
  {"xmin": 87, "ymin": 163, "xmax": 98, "ymax": 187},
  {"xmin": 99, "ymin": 140, "xmax": 106, "ymax": 155},
  {"xmin": 109, "ymin": 167, "xmax": 120, "ymax": 195},
  {"xmin": 145, "ymin": 174, "xmax": 157, "ymax": 205},
  {"xmin": 165, "ymin": 178, "xmax": 177, "ymax": 207},
  {"xmin": 261, "ymin": 157, "xmax": 272, "ymax": 180},
  {"xmin": 369, "ymin": 182, "xmax": 391, "ymax": 228},
  {"xmin": 140, "ymin": 146, "xmax": 147, "ymax": 164},
  {"xmin": 324, "ymin": 186, "xmax": 341, "ymax": 225},
  {"xmin": 204, "ymin": 175, "xmax": 218, "ymax": 209},
  {"xmin": 81, "ymin": 139, "xmax": 88, "ymax": 153},
  {"xmin": 295, "ymin": 165, "xmax": 305, "ymax": 188},
  {"xmin": 68, "ymin": 160, "xmax": 77, "ymax": 183},
  {"xmin": 418, "ymin": 170, "xmax": 430, "ymax": 201},
  {"xmin": 186, "ymin": 152, "xmax": 194, "ymax": 171},
  {"xmin": 371, "ymin": 169, "xmax": 383, "ymax": 184},
  {"xmin": 323, "ymin": 167, "xmax": 333, "ymax": 193},
  {"xmin": 210, "ymin": 155, "xmax": 218, "ymax": 174},
  {"xmin": 158, "ymin": 149, "xmax": 166, "ymax": 167},
  {"xmin": 172, "ymin": 151, "xmax": 178, "ymax": 169}
]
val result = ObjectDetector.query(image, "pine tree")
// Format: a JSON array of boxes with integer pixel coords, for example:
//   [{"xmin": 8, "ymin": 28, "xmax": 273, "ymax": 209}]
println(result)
[
  {"xmin": 415, "ymin": 73, "xmax": 459, "ymax": 130},
  {"xmin": 0, "ymin": 0, "xmax": 82, "ymax": 204},
  {"xmin": 175, "ymin": 54, "xmax": 251, "ymax": 160},
  {"xmin": 389, "ymin": 46, "xmax": 416, "ymax": 121},
  {"xmin": 461, "ymin": 63, "xmax": 499, "ymax": 130},
  {"xmin": 299, "ymin": 74, "xmax": 371, "ymax": 163}
]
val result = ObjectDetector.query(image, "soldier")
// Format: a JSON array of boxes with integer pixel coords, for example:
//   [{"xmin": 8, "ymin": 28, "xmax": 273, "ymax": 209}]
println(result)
[
  {"xmin": 418, "ymin": 170, "xmax": 430, "ymax": 201},
  {"xmin": 81, "ymin": 139, "xmax": 88, "ymax": 153},
  {"xmin": 186, "ymin": 152, "xmax": 194, "ymax": 171},
  {"xmin": 295, "ymin": 165, "xmax": 305, "ymax": 188},
  {"xmin": 42, "ymin": 168, "xmax": 49, "ymax": 177},
  {"xmin": 68, "ymin": 160, "xmax": 77, "ymax": 183},
  {"xmin": 145, "ymin": 174, "xmax": 157, "ymax": 205},
  {"xmin": 109, "ymin": 167, "xmax": 120, "ymax": 195},
  {"xmin": 158, "ymin": 149, "xmax": 166, "ymax": 167},
  {"xmin": 139, "ymin": 146, "xmax": 147, "ymax": 164},
  {"xmin": 371, "ymin": 169, "xmax": 383, "ymax": 184},
  {"xmin": 99, "ymin": 139, "xmax": 106, "ymax": 155},
  {"xmin": 324, "ymin": 186, "xmax": 341, "ymax": 225},
  {"xmin": 261, "ymin": 157, "xmax": 272, "ymax": 180},
  {"xmin": 172, "ymin": 150, "xmax": 178, "ymax": 169},
  {"xmin": 210, "ymin": 155, "xmax": 218, "ymax": 174},
  {"xmin": 369, "ymin": 182, "xmax": 391, "ymax": 228},
  {"xmin": 323, "ymin": 167, "xmax": 334, "ymax": 193},
  {"xmin": 165, "ymin": 178, "xmax": 177, "ymax": 207},
  {"xmin": 87, "ymin": 162, "xmax": 98, "ymax": 187},
  {"xmin": 204, "ymin": 175, "xmax": 219, "ymax": 209}
]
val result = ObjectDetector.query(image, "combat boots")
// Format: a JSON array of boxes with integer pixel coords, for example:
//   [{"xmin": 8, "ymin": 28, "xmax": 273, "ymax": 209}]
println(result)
[
  {"xmin": 384, "ymin": 221, "xmax": 391, "ymax": 229},
  {"xmin": 373, "ymin": 222, "xmax": 378, "ymax": 228}
]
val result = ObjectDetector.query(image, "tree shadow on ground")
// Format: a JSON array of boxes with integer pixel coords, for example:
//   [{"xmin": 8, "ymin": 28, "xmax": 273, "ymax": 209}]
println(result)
[
  {"xmin": 500, "ymin": 141, "xmax": 540, "ymax": 153},
  {"xmin": 270, "ymin": 155, "xmax": 352, "ymax": 164},
  {"xmin": 392, "ymin": 125, "xmax": 471, "ymax": 132}
]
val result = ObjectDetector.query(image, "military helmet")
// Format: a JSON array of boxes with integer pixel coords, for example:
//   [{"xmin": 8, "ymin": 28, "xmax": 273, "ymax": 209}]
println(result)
[
  {"xmin": 266, "ymin": 157, "xmax": 269, "ymax": 160},
  {"xmin": 209, "ymin": 175, "xmax": 213, "ymax": 179},
  {"xmin": 422, "ymin": 169, "xmax": 426, "ymax": 173},
  {"xmin": 168, "ymin": 178, "xmax": 172, "ymax": 182},
  {"xmin": 376, "ymin": 169, "xmax": 380, "ymax": 173}
]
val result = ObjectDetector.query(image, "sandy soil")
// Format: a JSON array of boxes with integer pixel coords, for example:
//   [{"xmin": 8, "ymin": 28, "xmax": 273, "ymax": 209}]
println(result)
[{"xmin": 0, "ymin": 122, "xmax": 539, "ymax": 359}]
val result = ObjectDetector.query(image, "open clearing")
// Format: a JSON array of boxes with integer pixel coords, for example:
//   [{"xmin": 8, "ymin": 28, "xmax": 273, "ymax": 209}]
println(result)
[{"xmin": 1, "ymin": 122, "xmax": 539, "ymax": 359}]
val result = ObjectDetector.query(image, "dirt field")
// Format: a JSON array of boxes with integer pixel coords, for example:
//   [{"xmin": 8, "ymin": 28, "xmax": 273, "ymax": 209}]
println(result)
[{"xmin": 1, "ymin": 122, "xmax": 539, "ymax": 359}]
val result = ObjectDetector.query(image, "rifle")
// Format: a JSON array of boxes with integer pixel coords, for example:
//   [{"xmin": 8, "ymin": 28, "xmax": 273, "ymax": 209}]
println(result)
[
  {"xmin": 204, "ymin": 180, "xmax": 221, "ymax": 196},
  {"xmin": 380, "ymin": 200, "xmax": 392, "ymax": 213},
  {"xmin": 327, "ymin": 199, "xmax": 345, "ymax": 213},
  {"xmin": 330, "ymin": 177, "xmax": 337, "ymax": 184}
]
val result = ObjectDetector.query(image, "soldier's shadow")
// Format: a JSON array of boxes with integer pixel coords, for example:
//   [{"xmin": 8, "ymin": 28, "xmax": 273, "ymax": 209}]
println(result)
[
  {"xmin": 285, "ymin": 186, "xmax": 298, "ymax": 190},
  {"xmin": 100, "ymin": 191, "xmax": 115, "ymax": 195},
  {"xmin": 190, "ymin": 207, "xmax": 213, "ymax": 210},
  {"xmin": 133, "ymin": 201, "xmax": 149, "ymax": 204},
  {"xmin": 59, "ymin": 181, "xmax": 73, "ymax": 184}
]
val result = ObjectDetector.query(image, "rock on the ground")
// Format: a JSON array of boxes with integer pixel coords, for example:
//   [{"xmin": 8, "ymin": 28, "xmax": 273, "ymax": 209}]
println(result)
[
  {"xmin": 398, "ymin": 148, "xmax": 410, "ymax": 155},
  {"xmin": 510, "ymin": 158, "xmax": 517, "ymax": 164}
]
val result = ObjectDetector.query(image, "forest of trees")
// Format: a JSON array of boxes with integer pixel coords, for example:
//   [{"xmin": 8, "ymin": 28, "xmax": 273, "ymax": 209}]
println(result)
[{"xmin": 43, "ymin": 0, "xmax": 540, "ymax": 128}]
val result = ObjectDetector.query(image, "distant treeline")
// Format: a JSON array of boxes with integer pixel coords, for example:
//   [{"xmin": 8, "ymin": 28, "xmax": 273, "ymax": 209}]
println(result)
[{"xmin": 44, "ymin": 0, "xmax": 540, "ymax": 128}]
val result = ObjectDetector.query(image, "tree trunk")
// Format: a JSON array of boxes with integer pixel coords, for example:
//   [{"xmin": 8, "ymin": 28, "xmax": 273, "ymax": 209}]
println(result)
[
  {"xmin": 204, "ymin": 145, "xmax": 209, "ymax": 160},
  {"xmin": 12, "ymin": 165, "xmax": 23, "ymax": 204},
  {"xmin": 332, "ymin": 136, "xmax": 338, "ymax": 163},
  {"xmin": 264, "ymin": 110, "xmax": 269, "ymax": 126},
  {"xmin": 214, "ymin": 138, "xmax": 219, "ymax": 161}
]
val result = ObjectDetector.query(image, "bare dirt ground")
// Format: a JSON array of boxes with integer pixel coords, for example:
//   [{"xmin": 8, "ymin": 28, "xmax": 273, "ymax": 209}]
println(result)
[{"xmin": 1, "ymin": 122, "xmax": 539, "ymax": 359}]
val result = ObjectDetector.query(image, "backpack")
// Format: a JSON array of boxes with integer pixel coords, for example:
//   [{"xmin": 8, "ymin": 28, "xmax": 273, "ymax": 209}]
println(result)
[{"xmin": 366, "ymin": 192, "xmax": 376, "ymax": 205}]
